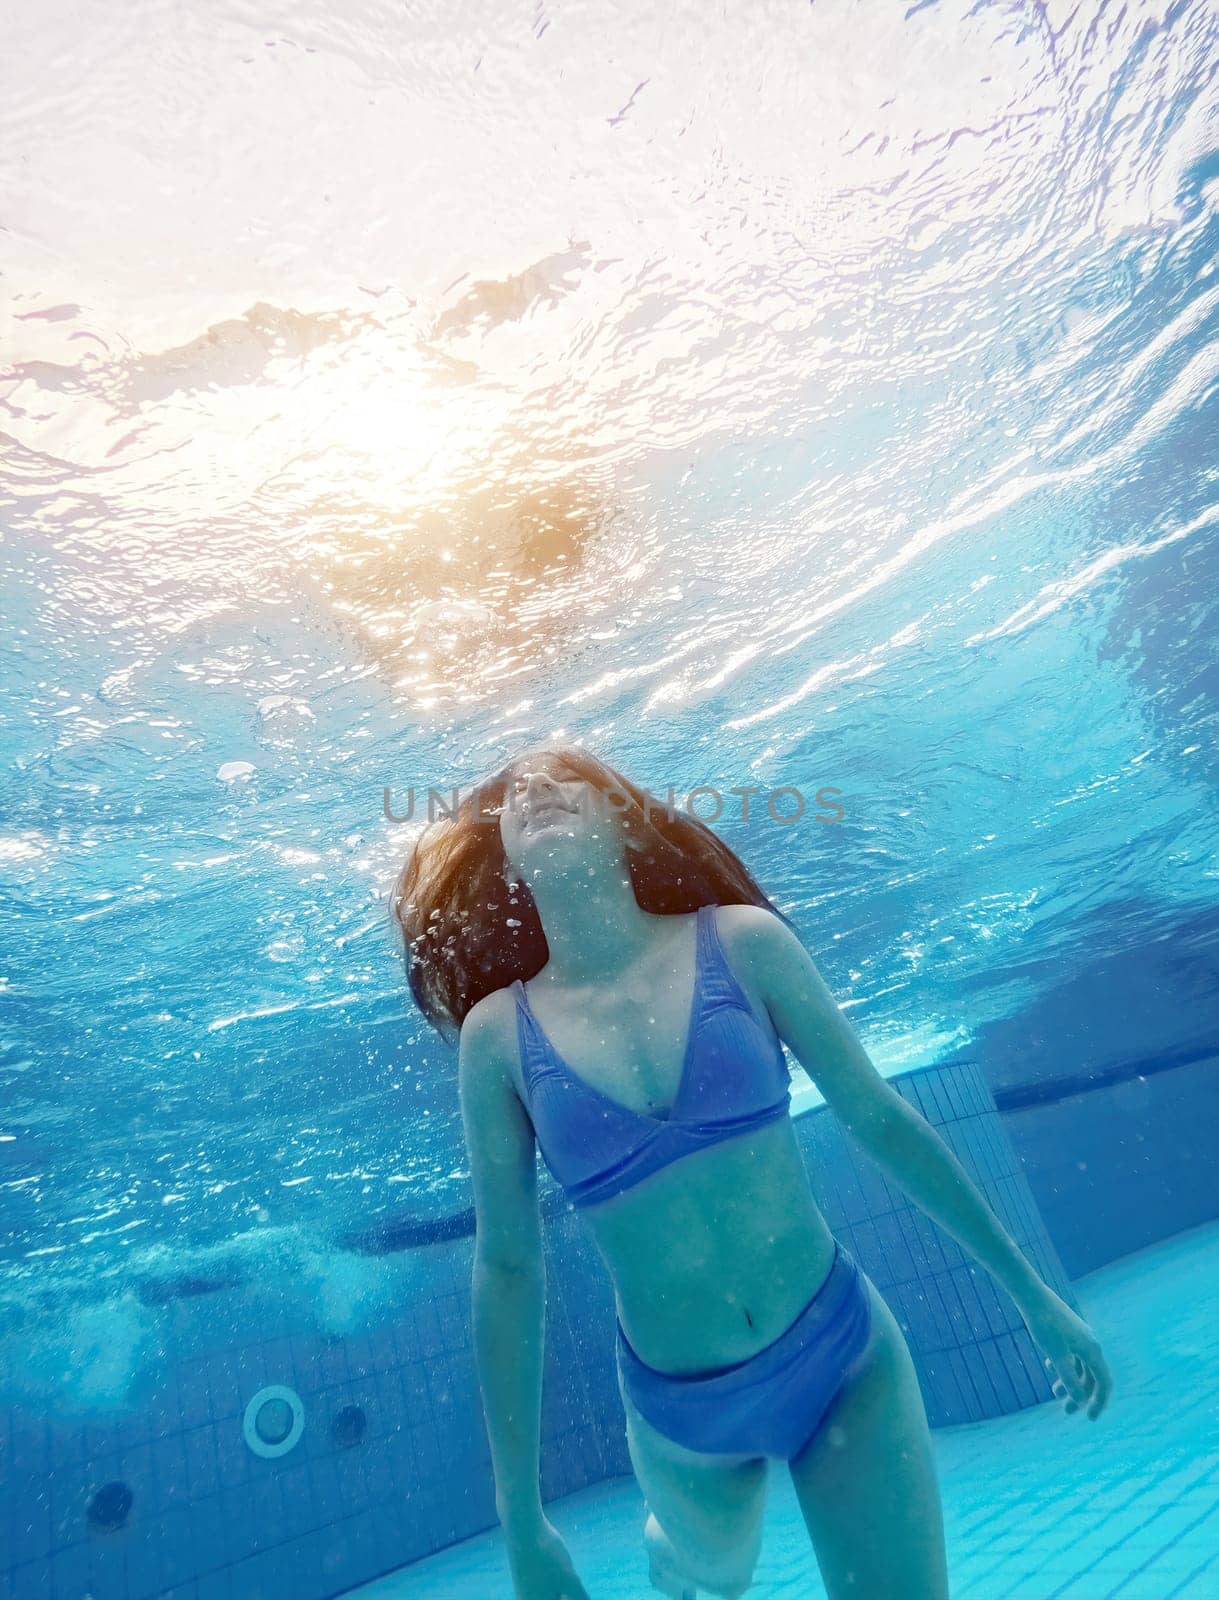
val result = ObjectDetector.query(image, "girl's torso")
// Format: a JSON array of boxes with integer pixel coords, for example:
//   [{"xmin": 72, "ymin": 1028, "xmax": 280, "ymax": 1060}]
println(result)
[{"xmin": 503, "ymin": 903, "xmax": 837, "ymax": 1374}]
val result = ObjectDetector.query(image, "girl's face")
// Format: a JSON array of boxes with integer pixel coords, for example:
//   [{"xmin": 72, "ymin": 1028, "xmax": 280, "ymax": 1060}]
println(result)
[{"xmin": 495, "ymin": 753, "xmax": 619, "ymax": 880}]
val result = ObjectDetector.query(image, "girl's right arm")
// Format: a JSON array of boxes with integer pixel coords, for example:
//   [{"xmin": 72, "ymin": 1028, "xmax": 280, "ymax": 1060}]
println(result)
[
  {"xmin": 460, "ymin": 996, "xmax": 546, "ymax": 1534},
  {"xmin": 459, "ymin": 997, "xmax": 590, "ymax": 1599}
]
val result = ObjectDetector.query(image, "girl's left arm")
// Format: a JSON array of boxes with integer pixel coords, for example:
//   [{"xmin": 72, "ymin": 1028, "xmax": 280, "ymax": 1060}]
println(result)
[{"xmin": 741, "ymin": 906, "xmax": 1113, "ymax": 1419}]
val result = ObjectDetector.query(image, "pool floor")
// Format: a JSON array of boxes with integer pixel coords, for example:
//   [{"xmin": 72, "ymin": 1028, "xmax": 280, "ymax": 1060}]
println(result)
[{"xmin": 345, "ymin": 1218, "xmax": 1219, "ymax": 1598}]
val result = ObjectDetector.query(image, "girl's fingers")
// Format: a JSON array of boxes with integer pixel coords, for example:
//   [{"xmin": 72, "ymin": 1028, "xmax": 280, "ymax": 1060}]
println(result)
[
  {"xmin": 1046, "ymin": 1334, "xmax": 1113, "ymax": 1418},
  {"xmin": 1067, "ymin": 1354, "xmax": 1093, "ymax": 1402},
  {"xmin": 1087, "ymin": 1353, "xmax": 1113, "ymax": 1417},
  {"xmin": 1052, "ymin": 1376, "xmax": 1079, "ymax": 1411}
]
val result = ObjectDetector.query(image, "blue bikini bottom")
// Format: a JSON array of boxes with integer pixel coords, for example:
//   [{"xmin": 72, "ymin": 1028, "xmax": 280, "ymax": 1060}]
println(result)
[{"xmin": 615, "ymin": 1238, "xmax": 873, "ymax": 1461}]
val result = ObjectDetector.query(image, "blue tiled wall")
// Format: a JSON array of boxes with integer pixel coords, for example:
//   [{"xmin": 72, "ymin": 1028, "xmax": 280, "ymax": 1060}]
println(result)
[
  {"xmin": 0, "ymin": 1228, "xmax": 618, "ymax": 1600},
  {"xmin": 7, "ymin": 1248, "xmax": 473, "ymax": 1600},
  {"xmin": 998, "ymin": 1052, "xmax": 1219, "ymax": 1277}
]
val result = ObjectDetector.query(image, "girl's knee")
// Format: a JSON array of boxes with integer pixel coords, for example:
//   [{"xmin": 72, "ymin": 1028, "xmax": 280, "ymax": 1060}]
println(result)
[{"xmin": 645, "ymin": 1509, "xmax": 759, "ymax": 1599}]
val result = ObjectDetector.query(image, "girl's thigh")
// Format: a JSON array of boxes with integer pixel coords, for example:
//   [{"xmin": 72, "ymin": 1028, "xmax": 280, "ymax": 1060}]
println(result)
[
  {"xmin": 788, "ymin": 1271, "xmax": 950, "ymax": 1600},
  {"xmin": 622, "ymin": 1385, "xmax": 770, "ymax": 1599}
]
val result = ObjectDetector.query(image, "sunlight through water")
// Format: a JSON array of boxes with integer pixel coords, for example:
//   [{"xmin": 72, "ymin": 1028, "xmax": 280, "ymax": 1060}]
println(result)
[{"xmin": 2, "ymin": 0, "xmax": 1218, "ymax": 1405}]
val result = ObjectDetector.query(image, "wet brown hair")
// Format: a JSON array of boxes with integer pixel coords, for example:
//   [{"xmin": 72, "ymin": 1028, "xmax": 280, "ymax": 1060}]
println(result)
[{"xmin": 390, "ymin": 746, "xmax": 797, "ymax": 1046}]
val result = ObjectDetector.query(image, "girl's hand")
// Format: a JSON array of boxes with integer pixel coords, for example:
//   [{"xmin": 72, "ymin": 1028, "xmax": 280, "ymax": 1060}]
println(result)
[
  {"xmin": 505, "ymin": 1515, "xmax": 592, "ymax": 1600},
  {"xmin": 1020, "ymin": 1285, "xmax": 1113, "ymax": 1420}
]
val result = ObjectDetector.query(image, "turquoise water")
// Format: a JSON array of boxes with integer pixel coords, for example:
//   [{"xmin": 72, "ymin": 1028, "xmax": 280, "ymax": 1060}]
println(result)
[
  {"xmin": 3, "ymin": 0, "xmax": 1218, "ymax": 1406},
  {"xmin": 2, "ymin": 0, "xmax": 1219, "ymax": 1593}
]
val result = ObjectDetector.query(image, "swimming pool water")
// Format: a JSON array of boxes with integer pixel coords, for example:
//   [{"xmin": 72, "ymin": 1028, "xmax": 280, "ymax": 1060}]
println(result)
[{"xmin": 3, "ymin": 0, "xmax": 1218, "ymax": 1595}]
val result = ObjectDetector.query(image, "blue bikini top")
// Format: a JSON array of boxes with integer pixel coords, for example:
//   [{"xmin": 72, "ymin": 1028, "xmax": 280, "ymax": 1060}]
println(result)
[{"xmin": 511, "ymin": 903, "xmax": 792, "ymax": 1209}]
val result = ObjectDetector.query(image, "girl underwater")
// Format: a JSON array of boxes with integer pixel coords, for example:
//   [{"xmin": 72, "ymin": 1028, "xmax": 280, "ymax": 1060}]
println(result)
[{"xmin": 392, "ymin": 747, "xmax": 1112, "ymax": 1600}]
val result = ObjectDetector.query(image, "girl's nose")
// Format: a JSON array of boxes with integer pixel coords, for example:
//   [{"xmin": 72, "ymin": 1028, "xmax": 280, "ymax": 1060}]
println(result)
[{"xmin": 523, "ymin": 771, "xmax": 561, "ymax": 799}]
